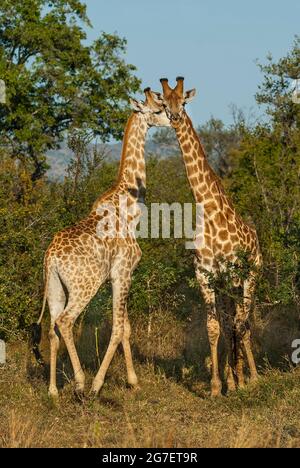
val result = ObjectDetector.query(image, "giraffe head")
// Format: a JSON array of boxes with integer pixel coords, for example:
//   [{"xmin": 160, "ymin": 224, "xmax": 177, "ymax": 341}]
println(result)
[
  {"xmin": 150, "ymin": 77, "xmax": 196, "ymax": 128},
  {"xmin": 130, "ymin": 88, "xmax": 171, "ymax": 128}
]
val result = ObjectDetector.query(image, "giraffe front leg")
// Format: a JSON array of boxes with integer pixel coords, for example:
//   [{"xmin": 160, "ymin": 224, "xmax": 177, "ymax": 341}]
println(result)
[
  {"xmin": 220, "ymin": 299, "xmax": 237, "ymax": 393},
  {"xmin": 91, "ymin": 316, "xmax": 125, "ymax": 395},
  {"xmin": 235, "ymin": 335, "xmax": 246, "ymax": 389},
  {"xmin": 242, "ymin": 325, "xmax": 258, "ymax": 384},
  {"xmin": 207, "ymin": 309, "xmax": 222, "ymax": 397},
  {"xmin": 197, "ymin": 270, "xmax": 222, "ymax": 397},
  {"xmin": 91, "ymin": 269, "xmax": 131, "ymax": 395},
  {"xmin": 122, "ymin": 308, "xmax": 139, "ymax": 388},
  {"xmin": 226, "ymin": 361, "xmax": 237, "ymax": 392},
  {"xmin": 224, "ymin": 336, "xmax": 237, "ymax": 393}
]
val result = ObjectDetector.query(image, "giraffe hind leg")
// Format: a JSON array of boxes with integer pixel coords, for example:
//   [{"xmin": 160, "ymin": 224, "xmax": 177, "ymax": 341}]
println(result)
[
  {"xmin": 222, "ymin": 323, "xmax": 237, "ymax": 392},
  {"xmin": 234, "ymin": 277, "xmax": 258, "ymax": 385},
  {"xmin": 56, "ymin": 300, "xmax": 88, "ymax": 395},
  {"xmin": 48, "ymin": 321, "xmax": 60, "ymax": 398},
  {"xmin": 242, "ymin": 325, "xmax": 258, "ymax": 383},
  {"xmin": 47, "ymin": 269, "xmax": 66, "ymax": 398},
  {"xmin": 219, "ymin": 295, "xmax": 237, "ymax": 392}
]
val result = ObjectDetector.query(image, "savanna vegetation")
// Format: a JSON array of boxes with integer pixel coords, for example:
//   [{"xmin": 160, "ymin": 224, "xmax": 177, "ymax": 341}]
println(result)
[{"xmin": 0, "ymin": 0, "xmax": 300, "ymax": 448}]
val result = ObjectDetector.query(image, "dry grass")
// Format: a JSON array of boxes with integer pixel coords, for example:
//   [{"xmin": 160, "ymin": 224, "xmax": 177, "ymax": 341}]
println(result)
[{"xmin": 1, "ymin": 308, "xmax": 300, "ymax": 448}]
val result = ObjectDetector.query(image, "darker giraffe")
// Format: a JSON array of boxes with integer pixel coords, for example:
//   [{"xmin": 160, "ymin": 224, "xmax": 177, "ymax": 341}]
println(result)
[
  {"xmin": 150, "ymin": 77, "xmax": 262, "ymax": 396},
  {"xmin": 34, "ymin": 90, "xmax": 170, "ymax": 398}
]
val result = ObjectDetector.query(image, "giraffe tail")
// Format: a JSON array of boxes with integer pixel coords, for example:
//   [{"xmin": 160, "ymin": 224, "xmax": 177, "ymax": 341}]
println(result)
[{"xmin": 29, "ymin": 262, "xmax": 49, "ymax": 366}]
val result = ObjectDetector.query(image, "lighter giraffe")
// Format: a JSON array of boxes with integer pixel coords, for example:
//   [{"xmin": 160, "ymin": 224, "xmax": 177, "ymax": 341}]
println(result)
[
  {"xmin": 33, "ymin": 89, "xmax": 170, "ymax": 398},
  {"xmin": 150, "ymin": 77, "xmax": 262, "ymax": 396}
]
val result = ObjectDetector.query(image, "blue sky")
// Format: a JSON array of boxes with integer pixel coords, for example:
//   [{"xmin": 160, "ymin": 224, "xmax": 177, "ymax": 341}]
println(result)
[{"xmin": 83, "ymin": 0, "xmax": 299, "ymax": 125}]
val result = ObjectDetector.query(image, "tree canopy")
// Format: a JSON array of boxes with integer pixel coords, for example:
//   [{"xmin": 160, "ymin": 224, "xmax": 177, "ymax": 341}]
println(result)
[
  {"xmin": 0, "ymin": 0, "xmax": 140, "ymax": 180},
  {"xmin": 227, "ymin": 37, "xmax": 300, "ymax": 305}
]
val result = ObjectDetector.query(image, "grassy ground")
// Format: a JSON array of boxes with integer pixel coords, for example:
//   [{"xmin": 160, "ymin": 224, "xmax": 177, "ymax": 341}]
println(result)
[{"xmin": 1, "ymin": 309, "xmax": 300, "ymax": 448}]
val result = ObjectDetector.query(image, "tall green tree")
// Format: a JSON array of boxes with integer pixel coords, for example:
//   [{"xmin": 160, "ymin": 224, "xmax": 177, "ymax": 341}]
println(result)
[
  {"xmin": 0, "ymin": 0, "xmax": 140, "ymax": 180},
  {"xmin": 198, "ymin": 116, "xmax": 242, "ymax": 177},
  {"xmin": 256, "ymin": 35, "xmax": 300, "ymax": 130},
  {"xmin": 227, "ymin": 37, "xmax": 300, "ymax": 305}
]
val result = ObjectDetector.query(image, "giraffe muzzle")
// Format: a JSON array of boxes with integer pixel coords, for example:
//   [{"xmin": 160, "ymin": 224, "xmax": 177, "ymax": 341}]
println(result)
[{"xmin": 169, "ymin": 113, "xmax": 182, "ymax": 127}]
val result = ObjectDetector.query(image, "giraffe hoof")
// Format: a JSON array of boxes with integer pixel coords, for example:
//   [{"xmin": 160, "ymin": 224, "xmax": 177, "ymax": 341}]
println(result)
[
  {"xmin": 48, "ymin": 387, "xmax": 59, "ymax": 400},
  {"xmin": 211, "ymin": 390, "xmax": 222, "ymax": 398},
  {"xmin": 87, "ymin": 390, "xmax": 99, "ymax": 402},
  {"xmin": 91, "ymin": 379, "xmax": 104, "ymax": 395},
  {"xmin": 127, "ymin": 374, "xmax": 139, "ymax": 389},
  {"xmin": 249, "ymin": 374, "xmax": 259, "ymax": 384},
  {"xmin": 210, "ymin": 380, "xmax": 222, "ymax": 397},
  {"xmin": 128, "ymin": 383, "xmax": 141, "ymax": 392},
  {"xmin": 227, "ymin": 381, "xmax": 237, "ymax": 393}
]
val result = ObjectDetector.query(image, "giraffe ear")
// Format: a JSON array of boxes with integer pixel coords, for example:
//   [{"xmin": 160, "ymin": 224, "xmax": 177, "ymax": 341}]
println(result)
[
  {"xmin": 184, "ymin": 89, "xmax": 196, "ymax": 103},
  {"xmin": 130, "ymin": 98, "xmax": 151, "ymax": 113},
  {"xmin": 130, "ymin": 98, "xmax": 143, "ymax": 112},
  {"xmin": 149, "ymin": 91, "xmax": 164, "ymax": 105}
]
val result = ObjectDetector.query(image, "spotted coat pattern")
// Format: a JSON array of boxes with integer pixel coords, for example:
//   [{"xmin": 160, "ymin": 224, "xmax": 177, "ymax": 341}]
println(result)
[
  {"xmin": 157, "ymin": 78, "xmax": 262, "ymax": 396},
  {"xmin": 41, "ymin": 107, "xmax": 170, "ymax": 398}
]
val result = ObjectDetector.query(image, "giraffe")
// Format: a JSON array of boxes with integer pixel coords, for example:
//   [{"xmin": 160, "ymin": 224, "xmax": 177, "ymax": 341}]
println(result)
[
  {"xmin": 33, "ymin": 89, "xmax": 170, "ymax": 398},
  {"xmin": 149, "ymin": 77, "xmax": 262, "ymax": 396}
]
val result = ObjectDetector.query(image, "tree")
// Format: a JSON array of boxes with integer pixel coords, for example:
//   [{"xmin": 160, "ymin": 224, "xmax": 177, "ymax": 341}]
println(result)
[
  {"xmin": 256, "ymin": 35, "xmax": 300, "ymax": 131},
  {"xmin": 151, "ymin": 128, "xmax": 180, "ymax": 156},
  {"xmin": 197, "ymin": 116, "xmax": 242, "ymax": 177},
  {"xmin": 227, "ymin": 37, "xmax": 300, "ymax": 306},
  {"xmin": 0, "ymin": 0, "xmax": 140, "ymax": 180}
]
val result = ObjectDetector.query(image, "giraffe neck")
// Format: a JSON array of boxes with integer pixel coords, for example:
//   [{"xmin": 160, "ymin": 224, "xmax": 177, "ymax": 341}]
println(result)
[
  {"xmin": 117, "ymin": 112, "xmax": 147, "ymax": 192},
  {"xmin": 175, "ymin": 112, "xmax": 224, "ymax": 205},
  {"xmin": 176, "ymin": 113, "xmax": 260, "ymax": 262},
  {"xmin": 91, "ymin": 112, "xmax": 147, "ymax": 215}
]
